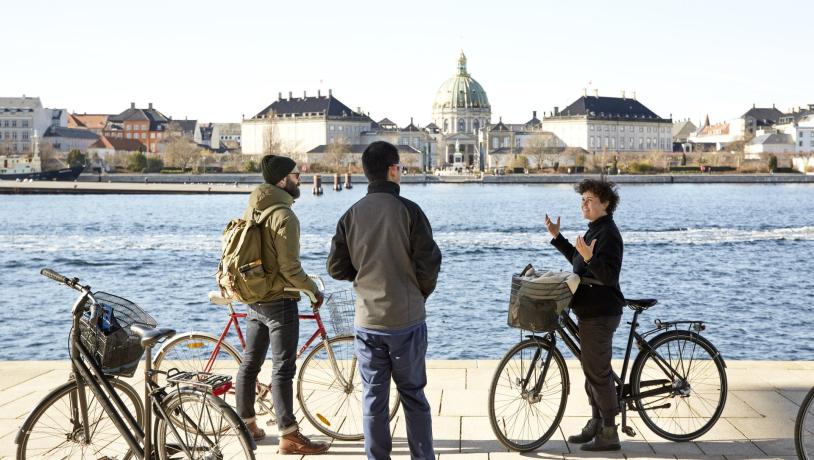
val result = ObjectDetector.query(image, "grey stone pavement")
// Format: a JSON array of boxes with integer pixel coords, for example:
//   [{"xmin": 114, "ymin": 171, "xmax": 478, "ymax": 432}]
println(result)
[{"xmin": 1, "ymin": 359, "xmax": 810, "ymax": 459}]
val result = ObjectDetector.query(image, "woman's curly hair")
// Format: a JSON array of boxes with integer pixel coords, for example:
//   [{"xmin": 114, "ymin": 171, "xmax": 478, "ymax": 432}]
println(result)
[{"xmin": 575, "ymin": 179, "xmax": 620, "ymax": 215}]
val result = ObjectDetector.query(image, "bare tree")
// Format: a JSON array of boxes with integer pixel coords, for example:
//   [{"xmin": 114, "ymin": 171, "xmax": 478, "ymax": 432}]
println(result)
[
  {"xmin": 163, "ymin": 136, "xmax": 201, "ymax": 171},
  {"xmin": 324, "ymin": 138, "xmax": 351, "ymax": 171},
  {"xmin": 262, "ymin": 123, "xmax": 281, "ymax": 155}
]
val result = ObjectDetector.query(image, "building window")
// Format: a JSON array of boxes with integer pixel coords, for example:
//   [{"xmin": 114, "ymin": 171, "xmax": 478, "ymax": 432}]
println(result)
[
  {"xmin": 604, "ymin": 137, "xmax": 609, "ymax": 148},
  {"xmin": 329, "ymin": 125, "xmax": 334, "ymax": 131},
  {"xmin": 126, "ymin": 133, "xmax": 131, "ymax": 139},
  {"xmin": 590, "ymin": 125, "xmax": 594, "ymax": 131},
  {"xmin": 612, "ymin": 125, "xmax": 616, "ymax": 132},
  {"xmin": 473, "ymin": 119, "xmax": 480, "ymax": 131},
  {"xmin": 639, "ymin": 126, "xmax": 644, "ymax": 133},
  {"xmin": 142, "ymin": 133, "xmax": 147, "ymax": 139},
  {"xmin": 11, "ymin": 120, "xmax": 17, "ymax": 128},
  {"xmin": 647, "ymin": 126, "xmax": 651, "ymax": 133},
  {"xmin": 22, "ymin": 120, "xmax": 29, "ymax": 128},
  {"xmin": 492, "ymin": 137, "xmax": 498, "ymax": 148},
  {"xmin": 629, "ymin": 137, "xmax": 634, "ymax": 149},
  {"xmin": 589, "ymin": 136, "xmax": 594, "ymax": 148},
  {"xmin": 338, "ymin": 126, "xmax": 343, "ymax": 131},
  {"xmin": 443, "ymin": 119, "xmax": 449, "ymax": 132},
  {"xmin": 604, "ymin": 125, "xmax": 609, "ymax": 132},
  {"xmin": 458, "ymin": 119, "xmax": 465, "ymax": 133},
  {"xmin": 610, "ymin": 138, "xmax": 616, "ymax": 149},
  {"xmin": 22, "ymin": 132, "xmax": 29, "ymax": 140}
]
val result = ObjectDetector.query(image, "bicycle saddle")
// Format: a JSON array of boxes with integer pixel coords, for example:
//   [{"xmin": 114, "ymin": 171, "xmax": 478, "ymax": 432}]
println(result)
[
  {"xmin": 208, "ymin": 291, "xmax": 232, "ymax": 306},
  {"xmin": 626, "ymin": 298, "xmax": 658, "ymax": 310},
  {"xmin": 130, "ymin": 324, "xmax": 176, "ymax": 348}
]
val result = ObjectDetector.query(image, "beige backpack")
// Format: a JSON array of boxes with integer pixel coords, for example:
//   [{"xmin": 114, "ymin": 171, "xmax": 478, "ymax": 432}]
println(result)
[{"xmin": 215, "ymin": 204, "xmax": 286, "ymax": 304}]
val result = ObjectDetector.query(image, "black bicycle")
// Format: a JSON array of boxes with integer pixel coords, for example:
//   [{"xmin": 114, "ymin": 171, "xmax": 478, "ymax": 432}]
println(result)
[
  {"xmin": 15, "ymin": 269, "xmax": 256, "ymax": 460},
  {"xmin": 488, "ymin": 298, "xmax": 728, "ymax": 452},
  {"xmin": 796, "ymin": 386, "xmax": 814, "ymax": 459}
]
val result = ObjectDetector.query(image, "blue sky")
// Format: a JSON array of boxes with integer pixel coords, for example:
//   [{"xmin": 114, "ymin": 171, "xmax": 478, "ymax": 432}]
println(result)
[{"xmin": 4, "ymin": 0, "xmax": 811, "ymax": 127}]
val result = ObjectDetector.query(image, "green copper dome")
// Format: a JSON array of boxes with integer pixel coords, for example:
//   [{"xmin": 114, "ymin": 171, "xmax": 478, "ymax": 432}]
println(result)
[{"xmin": 433, "ymin": 51, "xmax": 490, "ymax": 110}]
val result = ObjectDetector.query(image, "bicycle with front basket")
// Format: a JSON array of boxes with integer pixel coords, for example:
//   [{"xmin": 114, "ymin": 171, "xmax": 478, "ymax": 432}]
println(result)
[
  {"xmin": 15, "ymin": 269, "xmax": 255, "ymax": 460},
  {"xmin": 488, "ymin": 290, "xmax": 728, "ymax": 452},
  {"xmin": 153, "ymin": 277, "xmax": 400, "ymax": 441}
]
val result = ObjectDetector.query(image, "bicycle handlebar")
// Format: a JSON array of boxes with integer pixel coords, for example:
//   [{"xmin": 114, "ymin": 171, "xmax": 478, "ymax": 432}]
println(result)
[
  {"xmin": 40, "ymin": 268, "xmax": 83, "ymax": 291},
  {"xmin": 283, "ymin": 275, "xmax": 326, "ymax": 304}
]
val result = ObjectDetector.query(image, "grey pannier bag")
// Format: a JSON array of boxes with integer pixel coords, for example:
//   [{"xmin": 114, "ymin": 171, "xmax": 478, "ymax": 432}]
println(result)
[{"xmin": 507, "ymin": 264, "xmax": 580, "ymax": 332}]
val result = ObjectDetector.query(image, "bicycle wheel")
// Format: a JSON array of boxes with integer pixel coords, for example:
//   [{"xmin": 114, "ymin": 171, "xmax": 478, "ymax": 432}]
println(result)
[
  {"xmin": 796, "ymin": 386, "xmax": 814, "ymax": 460},
  {"xmin": 297, "ymin": 335, "xmax": 400, "ymax": 440},
  {"xmin": 16, "ymin": 377, "xmax": 143, "ymax": 460},
  {"xmin": 488, "ymin": 337, "xmax": 568, "ymax": 452},
  {"xmin": 156, "ymin": 389, "xmax": 255, "ymax": 460},
  {"xmin": 153, "ymin": 333, "xmax": 253, "ymax": 411},
  {"xmin": 631, "ymin": 330, "xmax": 727, "ymax": 441}
]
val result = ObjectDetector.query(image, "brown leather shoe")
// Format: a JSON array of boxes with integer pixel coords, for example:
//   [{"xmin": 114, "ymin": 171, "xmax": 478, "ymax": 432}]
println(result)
[
  {"xmin": 245, "ymin": 420, "xmax": 266, "ymax": 441},
  {"xmin": 279, "ymin": 429, "xmax": 330, "ymax": 455}
]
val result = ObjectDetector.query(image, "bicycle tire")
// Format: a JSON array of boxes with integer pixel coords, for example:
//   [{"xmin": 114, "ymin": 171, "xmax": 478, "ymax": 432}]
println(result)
[
  {"xmin": 796, "ymin": 386, "xmax": 814, "ymax": 460},
  {"xmin": 297, "ymin": 335, "xmax": 400, "ymax": 440},
  {"xmin": 488, "ymin": 337, "xmax": 569, "ymax": 452},
  {"xmin": 630, "ymin": 330, "xmax": 727, "ymax": 441},
  {"xmin": 16, "ymin": 377, "xmax": 143, "ymax": 460},
  {"xmin": 155, "ymin": 388, "xmax": 255, "ymax": 460}
]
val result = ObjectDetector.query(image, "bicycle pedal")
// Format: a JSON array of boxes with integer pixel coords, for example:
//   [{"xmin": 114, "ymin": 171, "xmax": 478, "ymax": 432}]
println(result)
[
  {"xmin": 622, "ymin": 426, "xmax": 636, "ymax": 437},
  {"xmin": 265, "ymin": 418, "xmax": 276, "ymax": 426}
]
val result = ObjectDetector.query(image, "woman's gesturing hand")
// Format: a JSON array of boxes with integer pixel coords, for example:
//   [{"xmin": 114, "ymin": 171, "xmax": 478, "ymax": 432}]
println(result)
[
  {"xmin": 544, "ymin": 214, "xmax": 561, "ymax": 238},
  {"xmin": 576, "ymin": 235, "xmax": 596, "ymax": 262}
]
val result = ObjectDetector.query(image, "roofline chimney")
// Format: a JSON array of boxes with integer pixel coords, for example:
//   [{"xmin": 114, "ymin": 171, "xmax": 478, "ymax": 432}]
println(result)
[
  {"xmin": 130, "ymin": 102, "xmax": 135, "ymax": 109},
  {"xmin": 582, "ymin": 88, "xmax": 587, "ymax": 97},
  {"xmin": 317, "ymin": 89, "xmax": 321, "ymax": 97},
  {"xmin": 633, "ymin": 91, "xmax": 637, "ymax": 100},
  {"xmin": 554, "ymin": 106, "xmax": 559, "ymax": 116},
  {"xmin": 148, "ymin": 102, "xmax": 153, "ymax": 110},
  {"xmin": 328, "ymin": 89, "xmax": 332, "ymax": 97},
  {"xmin": 278, "ymin": 92, "xmax": 282, "ymax": 101},
  {"xmin": 288, "ymin": 92, "xmax": 293, "ymax": 101},
  {"xmin": 533, "ymin": 110, "xmax": 537, "ymax": 119},
  {"xmin": 621, "ymin": 90, "xmax": 625, "ymax": 99},
  {"xmin": 303, "ymin": 91, "xmax": 307, "ymax": 99},
  {"xmin": 594, "ymin": 89, "xmax": 599, "ymax": 98}
]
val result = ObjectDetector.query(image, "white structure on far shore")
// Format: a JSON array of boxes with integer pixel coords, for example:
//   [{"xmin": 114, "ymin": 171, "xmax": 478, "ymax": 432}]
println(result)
[
  {"xmin": 542, "ymin": 91, "xmax": 673, "ymax": 153},
  {"xmin": 0, "ymin": 96, "xmax": 67, "ymax": 154}
]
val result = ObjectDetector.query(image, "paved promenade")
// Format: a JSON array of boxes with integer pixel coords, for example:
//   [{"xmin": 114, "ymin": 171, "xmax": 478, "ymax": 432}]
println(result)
[{"xmin": 1, "ymin": 359, "xmax": 809, "ymax": 459}]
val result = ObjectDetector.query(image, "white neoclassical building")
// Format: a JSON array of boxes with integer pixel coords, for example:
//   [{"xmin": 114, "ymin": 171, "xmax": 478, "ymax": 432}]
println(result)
[
  {"xmin": 543, "ymin": 92, "xmax": 673, "ymax": 153},
  {"xmin": 240, "ymin": 90, "xmax": 372, "ymax": 160}
]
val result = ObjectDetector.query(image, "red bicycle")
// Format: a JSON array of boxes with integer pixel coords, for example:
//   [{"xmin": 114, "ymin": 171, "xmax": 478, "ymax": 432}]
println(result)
[{"xmin": 153, "ymin": 277, "xmax": 400, "ymax": 441}]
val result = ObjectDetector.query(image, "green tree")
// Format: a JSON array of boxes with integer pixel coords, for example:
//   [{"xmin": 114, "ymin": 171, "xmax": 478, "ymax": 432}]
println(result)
[
  {"xmin": 768, "ymin": 155, "xmax": 778, "ymax": 172},
  {"xmin": 127, "ymin": 151, "xmax": 147, "ymax": 172},
  {"xmin": 66, "ymin": 149, "xmax": 86, "ymax": 168},
  {"xmin": 242, "ymin": 160, "xmax": 258, "ymax": 173},
  {"xmin": 146, "ymin": 156, "xmax": 164, "ymax": 173}
]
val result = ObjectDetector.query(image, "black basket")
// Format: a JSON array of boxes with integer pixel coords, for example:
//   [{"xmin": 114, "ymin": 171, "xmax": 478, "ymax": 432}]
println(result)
[
  {"xmin": 324, "ymin": 289, "xmax": 355, "ymax": 336},
  {"xmin": 78, "ymin": 292, "xmax": 157, "ymax": 378},
  {"xmin": 507, "ymin": 273, "xmax": 573, "ymax": 333}
]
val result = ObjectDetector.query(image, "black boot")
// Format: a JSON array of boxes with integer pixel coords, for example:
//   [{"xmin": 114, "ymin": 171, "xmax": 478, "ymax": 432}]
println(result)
[
  {"xmin": 567, "ymin": 418, "xmax": 601, "ymax": 444},
  {"xmin": 581, "ymin": 424, "xmax": 621, "ymax": 451}
]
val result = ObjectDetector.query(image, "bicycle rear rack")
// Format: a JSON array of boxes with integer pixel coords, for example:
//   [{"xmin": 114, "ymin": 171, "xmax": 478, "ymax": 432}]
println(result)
[{"xmin": 165, "ymin": 368, "xmax": 233, "ymax": 396}]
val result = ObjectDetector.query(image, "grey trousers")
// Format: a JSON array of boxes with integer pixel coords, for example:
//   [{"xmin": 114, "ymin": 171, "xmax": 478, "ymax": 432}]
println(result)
[
  {"xmin": 578, "ymin": 314, "xmax": 622, "ymax": 421},
  {"xmin": 235, "ymin": 299, "xmax": 299, "ymax": 433}
]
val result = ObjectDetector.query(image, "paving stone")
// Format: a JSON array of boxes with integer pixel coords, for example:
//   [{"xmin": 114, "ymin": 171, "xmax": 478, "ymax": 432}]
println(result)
[
  {"xmin": 426, "ymin": 368, "xmax": 466, "ymax": 390},
  {"xmin": 730, "ymin": 390, "xmax": 799, "ymax": 419},
  {"xmin": 440, "ymin": 389, "xmax": 490, "ymax": 417}
]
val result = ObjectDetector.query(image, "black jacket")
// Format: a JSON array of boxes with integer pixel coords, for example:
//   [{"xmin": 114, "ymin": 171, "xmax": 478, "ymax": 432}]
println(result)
[
  {"xmin": 550, "ymin": 214, "xmax": 624, "ymax": 318},
  {"xmin": 327, "ymin": 180, "xmax": 442, "ymax": 331}
]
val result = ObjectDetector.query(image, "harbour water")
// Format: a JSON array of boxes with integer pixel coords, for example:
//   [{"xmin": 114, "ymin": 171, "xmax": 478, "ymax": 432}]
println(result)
[{"xmin": 1, "ymin": 183, "xmax": 813, "ymax": 361}]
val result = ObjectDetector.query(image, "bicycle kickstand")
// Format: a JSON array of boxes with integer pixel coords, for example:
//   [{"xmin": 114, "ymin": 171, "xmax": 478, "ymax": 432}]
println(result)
[{"xmin": 620, "ymin": 409, "xmax": 636, "ymax": 437}]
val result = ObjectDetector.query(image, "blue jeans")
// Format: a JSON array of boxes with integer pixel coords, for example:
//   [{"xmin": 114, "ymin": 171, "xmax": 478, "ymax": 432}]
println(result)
[
  {"xmin": 235, "ymin": 299, "xmax": 299, "ymax": 433},
  {"xmin": 355, "ymin": 323, "xmax": 434, "ymax": 460}
]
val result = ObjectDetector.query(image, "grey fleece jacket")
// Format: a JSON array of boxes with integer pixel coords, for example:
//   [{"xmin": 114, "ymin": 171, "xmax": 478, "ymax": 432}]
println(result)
[{"xmin": 327, "ymin": 180, "xmax": 442, "ymax": 331}]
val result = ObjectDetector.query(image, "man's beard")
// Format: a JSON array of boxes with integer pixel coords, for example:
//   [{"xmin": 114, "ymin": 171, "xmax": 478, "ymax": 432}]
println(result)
[{"xmin": 283, "ymin": 179, "xmax": 301, "ymax": 199}]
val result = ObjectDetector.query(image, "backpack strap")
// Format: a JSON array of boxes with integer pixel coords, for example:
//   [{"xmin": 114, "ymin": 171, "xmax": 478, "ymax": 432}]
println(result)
[{"xmin": 251, "ymin": 204, "xmax": 289, "ymax": 225}]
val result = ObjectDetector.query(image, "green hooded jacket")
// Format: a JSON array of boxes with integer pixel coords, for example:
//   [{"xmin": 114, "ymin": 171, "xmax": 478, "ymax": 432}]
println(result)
[{"xmin": 244, "ymin": 183, "xmax": 319, "ymax": 303}]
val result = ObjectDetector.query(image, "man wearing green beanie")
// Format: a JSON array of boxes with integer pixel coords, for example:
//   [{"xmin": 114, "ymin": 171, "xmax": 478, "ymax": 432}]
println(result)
[{"xmin": 235, "ymin": 154, "xmax": 329, "ymax": 454}]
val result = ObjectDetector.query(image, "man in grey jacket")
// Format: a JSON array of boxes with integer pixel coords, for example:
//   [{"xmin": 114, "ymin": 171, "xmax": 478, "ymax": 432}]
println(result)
[{"xmin": 327, "ymin": 141, "xmax": 442, "ymax": 460}]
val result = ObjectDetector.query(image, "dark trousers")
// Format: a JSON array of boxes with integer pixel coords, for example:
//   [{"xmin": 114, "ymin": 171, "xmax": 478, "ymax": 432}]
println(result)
[
  {"xmin": 355, "ymin": 323, "xmax": 434, "ymax": 460},
  {"xmin": 235, "ymin": 299, "xmax": 299, "ymax": 433},
  {"xmin": 578, "ymin": 314, "xmax": 622, "ymax": 422}
]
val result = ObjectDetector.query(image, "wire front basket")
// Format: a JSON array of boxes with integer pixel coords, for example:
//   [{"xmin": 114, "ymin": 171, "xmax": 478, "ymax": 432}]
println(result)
[
  {"xmin": 78, "ymin": 292, "xmax": 157, "ymax": 377},
  {"xmin": 324, "ymin": 289, "xmax": 355, "ymax": 337}
]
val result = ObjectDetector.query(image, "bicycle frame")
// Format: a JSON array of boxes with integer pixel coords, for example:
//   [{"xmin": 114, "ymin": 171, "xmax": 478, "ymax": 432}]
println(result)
[
  {"xmin": 205, "ymin": 300, "xmax": 353, "ymax": 391},
  {"xmin": 525, "ymin": 307, "xmax": 708, "ymax": 435},
  {"xmin": 66, "ymin": 289, "xmax": 147, "ymax": 459}
]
